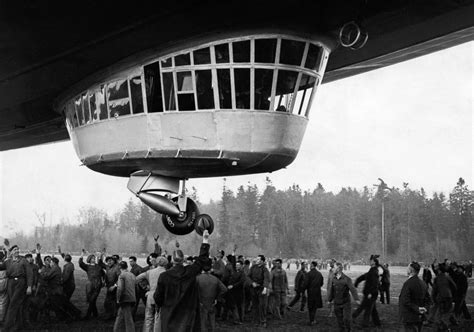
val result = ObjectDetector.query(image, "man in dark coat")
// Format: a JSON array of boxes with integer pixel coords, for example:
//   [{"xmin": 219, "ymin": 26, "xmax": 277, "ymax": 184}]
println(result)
[
  {"xmin": 452, "ymin": 264, "xmax": 471, "ymax": 321},
  {"xmin": 353, "ymin": 254, "xmax": 381, "ymax": 328},
  {"xmin": 99, "ymin": 256, "xmax": 121, "ymax": 320},
  {"xmin": 248, "ymin": 254, "xmax": 271, "ymax": 328},
  {"xmin": 79, "ymin": 251, "xmax": 105, "ymax": 319},
  {"xmin": 328, "ymin": 262, "xmax": 360, "ymax": 332},
  {"xmin": 305, "ymin": 261, "xmax": 324, "ymax": 325},
  {"xmin": 226, "ymin": 260, "xmax": 246, "ymax": 324},
  {"xmin": 62, "ymin": 254, "xmax": 76, "ymax": 300},
  {"xmin": 399, "ymin": 261, "xmax": 431, "ymax": 331},
  {"xmin": 0, "ymin": 244, "xmax": 33, "ymax": 331},
  {"xmin": 422, "ymin": 264, "xmax": 433, "ymax": 289},
  {"xmin": 288, "ymin": 261, "xmax": 307, "ymax": 312},
  {"xmin": 58, "ymin": 245, "xmax": 76, "ymax": 300},
  {"xmin": 432, "ymin": 263, "xmax": 457, "ymax": 330},
  {"xmin": 196, "ymin": 260, "xmax": 227, "ymax": 331},
  {"xmin": 154, "ymin": 230, "xmax": 211, "ymax": 332}
]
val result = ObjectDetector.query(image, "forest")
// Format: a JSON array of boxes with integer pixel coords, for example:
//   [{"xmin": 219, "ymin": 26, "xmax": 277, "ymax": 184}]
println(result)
[{"xmin": 7, "ymin": 177, "xmax": 473, "ymax": 264}]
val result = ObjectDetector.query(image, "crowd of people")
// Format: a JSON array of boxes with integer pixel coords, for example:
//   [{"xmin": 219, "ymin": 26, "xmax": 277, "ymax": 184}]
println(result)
[{"xmin": 0, "ymin": 233, "xmax": 472, "ymax": 331}]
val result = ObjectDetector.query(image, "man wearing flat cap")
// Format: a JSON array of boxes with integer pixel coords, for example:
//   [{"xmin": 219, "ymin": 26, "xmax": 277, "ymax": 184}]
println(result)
[
  {"xmin": 0, "ymin": 244, "xmax": 33, "ymax": 331},
  {"xmin": 154, "ymin": 230, "xmax": 212, "ymax": 332},
  {"xmin": 99, "ymin": 255, "xmax": 121, "ymax": 320}
]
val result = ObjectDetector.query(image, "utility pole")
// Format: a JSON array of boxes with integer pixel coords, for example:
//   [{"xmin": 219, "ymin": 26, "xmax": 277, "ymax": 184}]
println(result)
[{"xmin": 374, "ymin": 178, "xmax": 391, "ymax": 261}]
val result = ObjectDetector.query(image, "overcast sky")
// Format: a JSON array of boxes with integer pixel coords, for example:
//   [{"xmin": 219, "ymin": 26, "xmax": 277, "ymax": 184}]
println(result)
[{"xmin": 1, "ymin": 42, "xmax": 472, "ymax": 237}]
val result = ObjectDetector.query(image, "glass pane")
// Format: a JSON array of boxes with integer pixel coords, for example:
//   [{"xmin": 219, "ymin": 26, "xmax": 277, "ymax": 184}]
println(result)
[
  {"xmin": 215, "ymin": 43, "xmax": 229, "ymax": 63},
  {"xmin": 217, "ymin": 69, "xmax": 231, "ymax": 108},
  {"xmin": 109, "ymin": 99, "xmax": 131, "ymax": 118},
  {"xmin": 301, "ymin": 76, "xmax": 318, "ymax": 116},
  {"xmin": 196, "ymin": 70, "xmax": 215, "ymax": 109},
  {"xmin": 254, "ymin": 69, "xmax": 273, "ymax": 110},
  {"xmin": 275, "ymin": 70, "xmax": 298, "ymax": 112},
  {"xmin": 193, "ymin": 47, "xmax": 211, "ymax": 65},
  {"xmin": 178, "ymin": 94, "xmax": 196, "ymax": 111},
  {"xmin": 130, "ymin": 76, "xmax": 144, "ymax": 114},
  {"xmin": 292, "ymin": 74, "xmax": 315, "ymax": 115},
  {"xmin": 82, "ymin": 94, "xmax": 91, "ymax": 124},
  {"xmin": 175, "ymin": 53, "xmax": 191, "ymax": 66},
  {"xmin": 90, "ymin": 89, "xmax": 106, "ymax": 121},
  {"xmin": 255, "ymin": 39, "xmax": 277, "ymax": 63},
  {"xmin": 67, "ymin": 102, "xmax": 78, "ymax": 127},
  {"xmin": 89, "ymin": 93, "xmax": 97, "ymax": 120},
  {"xmin": 161, "ymin": 57, "xmax": 172, "ymax": 68},
  {"xmin": 96, "ymin": 86, "xmax": 108, "ymax": 120},
  {"xmin": 107, "ymin": 80, "xmax": 128, "ymax": 100},
  {"xmin": 234, "ymin": 68, "xmax": 250, "ymax": 109},
  {"xmin": 177, "ymin": 72, "xmax": 193, "ymax": 92},
  {"xmin": 162, "ymin": 72, "xmax": 176, "ymax": 111},
  {"xmin": 72, "ymin": 111, "xmax": 79, "ymax": 128},
  {"xmin": 305, "ymin": 44, "xmax": 322, "ymax": 71},
  {"xmin": 279, "ymin": 39, "xmax": 305, "ymax": 66},
  {"xmin": 75, "ymin": 97, "xmax": 84, "ymax": 125},
  {"xmin": 145, "ymin": 62, "xmax": 163, "ymax": 112},
  {"xmin": 233, "ymin": 40, "xmax": 250, "ymax": 63}
]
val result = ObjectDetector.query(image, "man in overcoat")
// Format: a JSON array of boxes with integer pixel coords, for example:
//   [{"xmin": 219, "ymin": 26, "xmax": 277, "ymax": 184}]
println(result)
[
  {"xmin": 154, "ymin": 230, "xmax": 211, "ymax": 332},
  {"xmin": 306, "ymin": 261, "xmax": 323, "ymax": 325},
  {"xmin": 399, "ymin": 261, "xmax": 431, "ymax": 332}
]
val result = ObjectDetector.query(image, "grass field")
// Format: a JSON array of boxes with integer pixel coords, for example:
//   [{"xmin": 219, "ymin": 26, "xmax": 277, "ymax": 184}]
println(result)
[{"xmin": 16, "ymin": 259, "xmax": 474, "ymax": 331}]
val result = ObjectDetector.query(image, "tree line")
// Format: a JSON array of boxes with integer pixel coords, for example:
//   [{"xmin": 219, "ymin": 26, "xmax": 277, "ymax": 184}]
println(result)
[{"xmin": 8, "ymin": 178, "xmax": 473, "ymax": 264}]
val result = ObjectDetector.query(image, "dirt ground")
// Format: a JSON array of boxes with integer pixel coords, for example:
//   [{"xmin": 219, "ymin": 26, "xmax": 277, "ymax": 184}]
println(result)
[{"xmin": 11, "ymin": 262, "xmax": 474, "ymax": 331}]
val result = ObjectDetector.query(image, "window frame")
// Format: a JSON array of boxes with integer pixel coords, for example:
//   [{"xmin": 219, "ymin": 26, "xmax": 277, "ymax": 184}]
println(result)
[{"xmin": 64, "ymin": 34, "xmax": 329, "ymax": 128}]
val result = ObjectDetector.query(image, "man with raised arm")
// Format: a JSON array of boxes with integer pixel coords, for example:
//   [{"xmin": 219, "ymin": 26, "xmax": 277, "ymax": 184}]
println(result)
[
  {"xmin": 79, "ymin": 249, "xmax": 105, "ymax": 319},
  {"xmin": 58, "ymin": 245, "xmax": 76, "ymax": 300},
  {"xmin": 154, "ymin": 230, "xmax": 212, "ymax": 332}
]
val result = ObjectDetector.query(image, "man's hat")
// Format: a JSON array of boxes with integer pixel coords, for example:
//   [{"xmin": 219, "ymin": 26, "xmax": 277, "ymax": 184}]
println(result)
[
  {"xmin": 9, "ymin": 245, "xmax": 18, "ymax": 252},
  {"xmin": 172, "ymin": 249, "xmax": 184, "ymax": 264},
  {"xmin": 369, "ymin": 254, "xmax": 380, "ymax": 261},
  {"xmin": 86, "ymin": 254, "xmax": 95, "ymax": 264}
]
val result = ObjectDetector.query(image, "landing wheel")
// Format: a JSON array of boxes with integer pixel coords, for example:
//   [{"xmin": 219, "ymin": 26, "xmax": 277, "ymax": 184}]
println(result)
[
  {"xmin": 161, "ymin": 197, "xmax": 199, "ymax": 235},
  {"xmin": 194, "ymin": 214, "xmax": 214, "ymax": 236}
]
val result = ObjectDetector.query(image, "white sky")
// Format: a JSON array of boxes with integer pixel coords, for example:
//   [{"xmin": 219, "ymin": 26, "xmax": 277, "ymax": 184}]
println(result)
[{"xmin": 1, "ymin": 42, "xmax": 472, "ymax": 236}]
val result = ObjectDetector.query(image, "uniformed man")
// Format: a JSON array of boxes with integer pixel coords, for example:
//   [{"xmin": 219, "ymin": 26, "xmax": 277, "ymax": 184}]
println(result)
[
  {"xmin": 0, "ymin": 244, "xmax": 33, "ymax": 331},
  {"xmin": 248, "ymin": 255, "xmax": 271, "ymax": 328}
]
